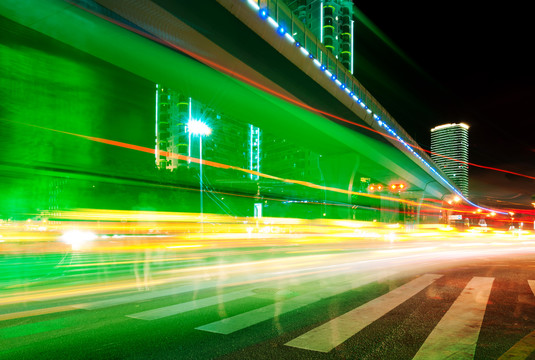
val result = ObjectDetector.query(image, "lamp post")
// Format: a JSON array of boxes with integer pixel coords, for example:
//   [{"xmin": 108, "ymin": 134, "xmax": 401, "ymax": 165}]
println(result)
[{"xmin": 187, "ymin": 120, "xmax": 212, "ymax": 229}]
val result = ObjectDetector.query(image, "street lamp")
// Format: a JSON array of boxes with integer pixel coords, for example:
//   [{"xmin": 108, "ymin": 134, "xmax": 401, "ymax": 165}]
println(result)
[
  {"xmin": 188, "ymin": 119, "xmax": 212, "ymax": 137},
  {"xmin": 187, "ymin": 119, "xmax": 212, "ymax": 227}
]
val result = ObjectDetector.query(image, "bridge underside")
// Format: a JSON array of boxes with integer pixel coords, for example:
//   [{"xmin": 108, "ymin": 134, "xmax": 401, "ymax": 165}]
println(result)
[{"xmin": 0, "ymin": 0, "xmax": 451, "ymax": 220}]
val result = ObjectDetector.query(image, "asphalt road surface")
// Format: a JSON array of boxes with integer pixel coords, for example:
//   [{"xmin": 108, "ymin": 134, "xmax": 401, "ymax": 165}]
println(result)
[{"xmin": 3, "ymin": 239, "xmax": 535, "ymax": 359}]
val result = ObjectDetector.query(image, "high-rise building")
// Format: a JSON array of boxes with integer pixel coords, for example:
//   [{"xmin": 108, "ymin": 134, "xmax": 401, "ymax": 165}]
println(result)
[
  {"xmin": 286, "ymin": 0, "xmax": 355, "ymax": 73},
  {"xmin": 430, "ymin": 123, "xmax": 469, "ymax": 196}
]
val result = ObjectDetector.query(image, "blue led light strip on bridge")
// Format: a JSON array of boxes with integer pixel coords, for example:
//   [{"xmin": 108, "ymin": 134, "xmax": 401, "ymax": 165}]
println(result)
[{"xmin": 244, "ymin": 0, "xmax": 507, "ymax": 215}]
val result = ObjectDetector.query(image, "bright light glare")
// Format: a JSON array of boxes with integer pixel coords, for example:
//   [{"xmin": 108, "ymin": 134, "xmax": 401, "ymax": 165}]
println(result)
[
  {"xmin": 247, "ymin": 0, "xmax": 260, "ymax": 10},
  {"xmin": 60, "ymin": 230, "xmax": 97, "ymax": 250},
  {"xmin": 187, "ymin": 120, "xmax": 211, "ymax": 136},
  {"xmin": 284, "ymin": 33, "xmax": 295, "ymax": 43},
  {"xmin": 267, "ymin": 17, "xmax": 278, "ymax": 28}
]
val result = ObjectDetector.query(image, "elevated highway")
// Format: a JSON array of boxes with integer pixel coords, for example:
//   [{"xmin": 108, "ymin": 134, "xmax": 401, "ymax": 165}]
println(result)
[
  {"xmin": 0, "ymin": 0, "xmax": 492, "ymax": 220},
  {"xmin": 99, "ymin": 0, "xmax": 463, "ymax": 200}
]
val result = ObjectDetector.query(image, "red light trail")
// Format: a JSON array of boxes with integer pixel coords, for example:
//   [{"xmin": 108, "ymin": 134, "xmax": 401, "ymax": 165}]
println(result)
[{"xmin": 71, "ymin": 3, "xmax": 535, "ymax": 183}]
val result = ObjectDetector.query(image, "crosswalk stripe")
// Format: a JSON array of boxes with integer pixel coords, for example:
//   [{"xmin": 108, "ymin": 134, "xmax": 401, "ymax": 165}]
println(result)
[
  {"xmin": 195, "ymin": 271, "xmax": 398, "ymax": 335},
  {"xmin": 126, "ymin": 288, "xmax": 257, "ymax": 320},
  {"xmin": 497, "ymin": 329, "xmax": 535, "ymax": 359},
  {"xmin": 74, "ymin": 274, "xmax": 295, "ymax": 310},
  {"xmin": 285, "ymin": 273, "xmax": 442, "ymax": 352},
  {"xmin": 527, "ymin": 280, "xmax": 535, "ymax": 298},
  {"xmin": 73, "ymin": 283, "xmax": 217, "ymax": 310},
  {"xmin": 496, "ymin": 280, "xmax": 535, "ymax": 359},
  {"xmin": 74, "ymin": 265, "xmax": 364, "ymax": 311},
  {"xmin": 413, "ymin": 276, "xmax": 494, "ymax": 359},
  {"xmin": 127, "ymin": 266, "xmax": 378, "ymax": 320}
]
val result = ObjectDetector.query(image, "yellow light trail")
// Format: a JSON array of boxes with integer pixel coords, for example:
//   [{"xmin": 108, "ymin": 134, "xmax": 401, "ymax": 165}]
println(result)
[{"xmin": 56, "ymin": 256, "xmax": 204, "ymax": 268}]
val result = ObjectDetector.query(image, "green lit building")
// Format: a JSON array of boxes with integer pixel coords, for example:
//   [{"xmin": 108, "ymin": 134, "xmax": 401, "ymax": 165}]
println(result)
[
  {"xmin": 155, "ymin": 85, "xmax": 260, "ymax": 175},
  {"xmin": 154, "ymin": 85, "xmax": 329, "ymax": 217},
  {"xmin": 286, "ymin": 0, "xmax": 354, "ymax": 72},
  {"xmin": 430, "ymin": 123, "xmax": 469, "ymax": 196}
]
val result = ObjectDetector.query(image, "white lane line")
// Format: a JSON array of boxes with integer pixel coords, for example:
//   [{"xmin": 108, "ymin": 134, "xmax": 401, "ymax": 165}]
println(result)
[
  {"xmin": 127, "ymin": 288, "xmax": 258, "ymax": 320},
  {"xmin": 413, "ymin": 276, "xmax": 494, "ymax": 359},
  {"xmin": 196, "ymin": 271, "xmax": 398, "ymax": 335},
  {"xmin": 285, "ymin": 273, "xmax": 443, "ymax": 352}
]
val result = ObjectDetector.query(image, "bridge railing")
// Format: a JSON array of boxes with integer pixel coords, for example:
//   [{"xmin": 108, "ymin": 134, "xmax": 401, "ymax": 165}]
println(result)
[{"xmin": 253, "ymin": 0, "xmax": 438, "ymax": 176}]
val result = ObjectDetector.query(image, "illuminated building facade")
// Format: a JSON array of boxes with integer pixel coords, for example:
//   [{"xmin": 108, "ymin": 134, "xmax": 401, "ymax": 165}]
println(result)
[
  {"xmin": 155, "ymin": 84, "xmax": 260, "ymax": 180},
  {"xmin": 430, "ymin": 123, "xmax": 469, "ymax": 196},
  {"xmin": 286, "ymin": 0, "xmax": 354, "ymax": 72},
  {"xmin": 155, "ymin": 84, "xmax": 326, "ymax": 216},
  {"xmin": 154, "ymin": 85, "xmax": 324, "ymax": 188}
]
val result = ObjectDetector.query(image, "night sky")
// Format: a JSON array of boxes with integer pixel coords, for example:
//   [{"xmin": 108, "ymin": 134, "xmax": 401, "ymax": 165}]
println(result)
[{"xmin": 353, "ymin": 2, "xmax": 534, "ymax": 209}]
